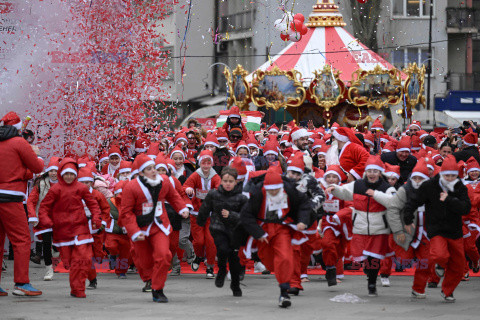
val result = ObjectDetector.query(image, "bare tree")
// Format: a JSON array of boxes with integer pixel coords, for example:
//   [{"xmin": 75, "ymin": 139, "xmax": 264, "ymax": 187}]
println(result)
[{"xmin": 348, "ymin": 0, "xmax": 382, "ymax": 51}]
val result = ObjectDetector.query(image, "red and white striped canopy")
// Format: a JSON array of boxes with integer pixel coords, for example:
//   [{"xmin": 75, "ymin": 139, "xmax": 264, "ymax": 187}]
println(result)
[{"xmin": 247, "ymin": 26, "xmax": 400, "ymax": 85}]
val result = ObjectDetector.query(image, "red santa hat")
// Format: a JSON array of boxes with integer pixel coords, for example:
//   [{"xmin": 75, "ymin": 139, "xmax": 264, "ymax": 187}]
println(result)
[
  {"xmin": 440, "ymin": 155, "xmax": 458, "ymax": 175},
  {"xmin": 396, "ymin": 137, "xmax": 411, "ymax": 153},
  {"xmin": 78, "ymin": 167, "xmax": 94, "ymax": 183},
  {"xmin": 364, "ymin": 156, "xmax": 385, "ymax": 172},
  {"xmin": 411, "ymin": 135, "xmax": 421, "ymax": 151},
  {"xmin": 174, "ymin": 132, "xmax": 188, "ymax": 145},
  {"xmin": 115, "ymin": 160, "xmax": 132, "ymax": 177},
  {"xmin": 134, "ymin": 139, "xmax": 149, "ymax": 153},
  {"xmin": 165, "ymin": 158, "xmax": 177, "ymax": 174},
  {"xmin": 411, "ymin": 159, "xmax": 430, "ymax": 180},
  {"xmin": 268, "ymin": 124, "xmax": 279, "ymax": 134},
  {"xmin": 332, "ymin": 127, "xmax": 363, "ymax": 146},
  {"xmin": 324, "ymin": 165, "xmax": 343, "ymax": 181},
  {"xmin": 331, "ymin": 122, "xmax": 340, "ymax": 131},
  {"xmin": 147, "ymin": 142, "xmax": 160, "ymax": 159},
  {"xmin": 108, "ymin": 146, "xmax": 122, "ymax": 159},
  {"xmin": 280, "ymin": 135, "xmax": 291, "ymax": 147},
  {"xmin": 216, "ymin": 129, "xmax": 229, "ymax": 141},
  {"xmin": 45, "ymin": 157, "xmax": 61, "ymax": 172},
  {"xmin": 1, "ymin": 111, "xmax": 22, "ymax": 130},
  {"xmin": 98, "ymin": 153, "xmax": 109, "ymax": 164},
  {"xmin": 228, "ymin": 106, "xmax": 241, "ymax": 119},
  {"xmin": 114, "ymin": 180, "xmax": 127, "ymax": 196},
  {"xmin": 363, "ymin": 132, "xmax": 375, "ymax": 147},
  {"xmin": 235, "ymin": 141, "xmax": 249, "ymax": 154},
  {"xmin": 198, "ymin": 149, "xmax": 213, "ymax": 163},
  {"xmin": 136, "ymin": 154, "xmax": 155, "ymax": 173},
  {"xmin": 286, "ymin": 154, "xmax": 305, "ymax": 174},
  {"xmin": 314, "ymin": 168, "xmax": 324, "ymax": 182},
  {"xmin": 154, "ymin": 155, "xmax": 168, "ymax": 171},
  {"xmin": 247, "ymin": 136, "xmax": 260, "ymax": 149},
  {"xmin": 77, "ymin": 156, "xmax": 89, "ymax": 168},
  {"xmin": 229, "ymin": 157, "xmax": 248, "ymax": 179},
  {"xmin": 169, "ymin": 146, "xmax": 185, "ymax": 160},
  {"xmin": 417, "ymin": 130, "xmax": 429, "ymax": 140},
  {"xmin": 312, "ymin": 139, "xmax": 324, "ymax": 152},
  {"xmin": 59, "ymin": 158, "xmax": 78, "ymax": 177},
  {"xmin": 407, "ymin": 120, "xmax": 422, "ymax": 131},
  {"xmin": 289, "ymin": 126, "xmax": 312, "ymax": 142},
  {"xmin": 204, "ymin": 133, "xmax": 219, "ymax": 148},
  {"xmin": 466, "ymin": 156, "xmax": 480, "ymax": 174},
  {"xmin": 263, "ymin": 167, "xmax": 284, "ymax": 190},
  {"xmin": 370, "ymin": 117, "xmax": 384, "ymax": 131},
  {"xmin": 263, "ymin": 141, "xmax": 279, "ymax": 157},
  {"xmin": 463, "ymin": 132, "xmax": 478, "ymax": 147},
  {"xmin": 383, "ymin": 163, "xmax": 400, "ymax": 179},
  {"xmin": 383, "ymin": 140, "xmax": 398, "ymax": 153},
  {"xmin": 317, "ymin": 144, "xmax": 330, "ymax": 156}
]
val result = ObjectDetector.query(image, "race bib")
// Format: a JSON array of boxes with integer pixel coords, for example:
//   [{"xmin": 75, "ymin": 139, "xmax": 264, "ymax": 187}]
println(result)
[
  {"xmin": 196, "ymin": 189, "xmax": 209, "ymax": 200},
  {"xmin": 267, "ymin": 197, "xmax": 288, "ymax": 211},
  {"xmin": 142, "ymin": 202, "xmax": 154, "ymax": 215},
  {"xmin": 323, "ymin": 200, "xmax": 339, "ymax": 213},
  {"xmin": 155, "ymin": 203, "xmax": 163, "ymax": 217}
]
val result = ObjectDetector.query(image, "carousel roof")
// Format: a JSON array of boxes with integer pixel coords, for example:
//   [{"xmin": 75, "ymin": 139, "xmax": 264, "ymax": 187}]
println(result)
[{"xmin": 246, "ymin": 0, "xmax": 400, "ymax": 85}]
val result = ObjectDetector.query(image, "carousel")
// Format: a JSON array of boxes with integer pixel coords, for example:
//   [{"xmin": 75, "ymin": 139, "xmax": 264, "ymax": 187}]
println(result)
[{"xmin": 224, "ymin": 0, "xmax": 426, "ymax": 131}]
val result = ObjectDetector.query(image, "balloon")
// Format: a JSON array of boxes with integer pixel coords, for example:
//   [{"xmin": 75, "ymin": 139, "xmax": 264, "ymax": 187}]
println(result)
[
  {"xmin": 290, "ymin": 19, "xmax": 303, "ymax": 32},
  {"xmin": 300, "ymin": 24, "xmax": 308, "ymax": 35},
  {"xmin": 274, "ymin": 19, "xmax": 286, "ymax": 31},
  {"xmin": 290, "ymin": 34, "xmax": 302, "ymax": 42},
  {"xmin": 357, "ymin": 0, "xmax": 368, "ymax": 3},
  {"xmin": 280, "ymin": 33, "xmax": 290, "ymax": 42},
  {"xmin": 280, "ymin": 28, "xmax": 290, "ymax": 36},
  {"xmin": 293, "ymin": 13, "xmax": 305, "ymax": 23}
]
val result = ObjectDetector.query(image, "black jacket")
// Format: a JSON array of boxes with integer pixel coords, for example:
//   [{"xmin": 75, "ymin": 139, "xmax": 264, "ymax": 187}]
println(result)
[
  {"xmin": 404, "ymin": 174, "xmax": 471, "ymax": 239},
  {"xmin": 240, "ymin": 176, "xmax": 312, "ymax": 239},
  {"xmin": 453, "ymin": 146, "xmax": 480, "ymax": 165},
  {"xmin": 381, "ymin": 151, "xmax": 417, "ymax": 184},
  {"xmin": 197, "ymin": 183, "xmax": 248, "ymax": 237},
  {"xmin": 0, "ymin": 125, "xmax": 19, "ymax": 141}
]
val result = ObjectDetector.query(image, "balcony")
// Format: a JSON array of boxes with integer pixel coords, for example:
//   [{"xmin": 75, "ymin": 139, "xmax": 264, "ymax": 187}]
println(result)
[
  {"xmin": 446, "ymin": 7, "xmax": 477, "ymax": 33},
  {"xmin": 219, "ymin": 10, "xmax": 255, "ymax": 34},
  {"xmin": 446, "ymin": 72, "xmax": 480, "ymax": 91}
]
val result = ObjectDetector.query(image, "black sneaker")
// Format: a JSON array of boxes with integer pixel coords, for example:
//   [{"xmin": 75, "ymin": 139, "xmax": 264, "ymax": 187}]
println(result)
[
  {"xmin": 152, "ymin": 289, "xmax": 168, "ymax": 303},
  {"xmin": 30, "ymin": 255, "xmax": 41, "ymax": 265},
  {"xmin": 326, "ymin": 267, "xmax": 337, "ymax": 287},
  {"xmin": 206, "ymin": 267, "xmax": 215, "ymax": 279},
  {"xmin": 239, "ymin": 265, "xmax": 246, "ymax": 281},
  {"xmin": 87, "ymin": 278, "xmax": 97, "ymax": 290},
  {"xmin": 427, "ymin": 282, "xmax": 438, "ymax": 288},
  {"xmin": 215, "ymin": 268, "xmax": 227, "ymax": 288},
  {"xmin": 142, "ymin": 280, "xmax": 152, "ymax": 292},
  {"xmin": 191, "ymin": 256, "xmax": 201, "ymax": 272},
  {"xmin": 435, "ymin": 264, "xmax": 445, "ymax": 278},
  {"xmin": 278, "ymin": 294, "xmax": 291, "ymax": 308},
  {"xmin": 368, "ymin": 284, "xmax": 377, "ymax": 297},
  {"xmin": 231, "ymin": 283, "xmax": 242, "ymax": 297},
  {"xmin": 287, "ymin": 287, "xmax": 300, "ymax": 296}
]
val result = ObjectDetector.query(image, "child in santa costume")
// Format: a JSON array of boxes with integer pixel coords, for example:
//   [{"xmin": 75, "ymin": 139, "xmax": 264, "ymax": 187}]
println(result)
[
  {"xmin": 197, "ymin": 166, "xmax": 248, "ymax": 296},
  {"xmin": 240, "ymin": 167, "xmax": 311, "ymax": 308},
  {"xmin": 77, "ymin": 167, "xmax": 111, "ymax": 289},
  {"xmin": 184, "ymin": 149, "xmax": 221, "ymax": 278},
  {"xmin": 27, "ymin": 157, "xmax": 61, "ymax": 281},
  {"xmin": 326, "ymin": 156, "xmax": 396, "ymax": 297},
  {"xmin": 170, "ymin": 146, "xmax": 194, "ymax": 185},
  {"xmin": 120, "ymin": 154, "xmax": 189, "ymax": 303},
  {"xmin": 101, "ymin": 146, "xmax": 122, "ymax": 177},
  {"xmin": 404, "ymin": 155, "xmax": 471, "ymax": 302},
  {"xmin": 387, "ymin": 159, "xmax": 436, "ymax": 299},
  {"xmin": 38, "ymin": 158, "xmax": 102, "ymax": 298}
]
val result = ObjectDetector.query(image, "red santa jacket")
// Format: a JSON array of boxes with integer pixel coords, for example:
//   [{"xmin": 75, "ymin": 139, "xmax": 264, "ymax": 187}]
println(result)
[
  {"xmin": 27, "ymin": 177, "xmax": 57, "ymax": 235},
  {"xmin": 37, "ymin": 162, "xmax": 101, "ymax": 246},
  {"xmin": 120, "ymin": 175, "xmax": 188, "ymax": 241},
  {"xmin": 88, "ymin": 188, "xmax": 111, "ymax": 234},
  {"xmin": 183, "ymin": 168, "xmax": 220, "ymax": 213},
  {"xmin": 339, "ymin": 141, "xmax": 370, "ymax": 180},
  {"xmin": 464, "ymin": 183, "xmax": 480, "ymax": 235},
  {"xmin": 166, "ymin": 175, "xmax": 193, "ymax": 211},
  {"xmin": 0, "ymin": 133, "xmax": 44, "ymax": 201}
]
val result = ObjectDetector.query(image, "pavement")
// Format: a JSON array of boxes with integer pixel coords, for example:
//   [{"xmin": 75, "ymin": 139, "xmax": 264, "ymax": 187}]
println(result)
[{"xmin": 1, "ymin": 260, "xmax": 480, "ymax": 320}]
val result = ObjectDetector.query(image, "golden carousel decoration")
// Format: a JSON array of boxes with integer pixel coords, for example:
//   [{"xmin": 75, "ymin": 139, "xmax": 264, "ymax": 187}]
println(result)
[{"xmin": 401, "ymin": 63, "xmax": 427, "ymax": 119}]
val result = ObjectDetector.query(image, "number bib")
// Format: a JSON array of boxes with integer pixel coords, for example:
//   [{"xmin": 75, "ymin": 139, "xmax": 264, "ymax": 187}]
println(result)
[
  {"xmin": 142, "ymin": 202, "xmax": 154, "ymax": 215},
  {"xmin": 323, "ymin": 200, "xmax": 339, "ymax": 213},
  {"xmin": 196, "ymin": 189, "xmax": 209, "ymax": 200}
]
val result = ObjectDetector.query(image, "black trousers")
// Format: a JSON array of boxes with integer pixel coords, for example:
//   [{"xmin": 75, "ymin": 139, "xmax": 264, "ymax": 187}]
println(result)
[
  {"xmin": 35, "ymin": 232, "xmax": 53, "ymax": 266},
  {"xmin": 363, "ymin": 257, "xmax": 381, "ymax": 286},
  {"xmin": 211, "ymin": 231, "xmax": 241, "ymax": 286}
]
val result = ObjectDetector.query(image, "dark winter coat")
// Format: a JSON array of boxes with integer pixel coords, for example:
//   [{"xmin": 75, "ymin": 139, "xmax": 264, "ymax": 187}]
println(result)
[
  {"xmin": 453, "ymin": 146, "xmax": 480, "ymax": 165},
  {"xmin": 381, "ymin": 151, "xmax": 417, "ymax": 184}
]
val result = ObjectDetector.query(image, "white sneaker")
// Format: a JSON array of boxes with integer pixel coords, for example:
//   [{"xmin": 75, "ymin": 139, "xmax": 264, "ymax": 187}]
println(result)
[
  {"xmin": 51, "ymin": 249, "xmax": 60, "ymax": 258},
  {"xmin": 380, "ymin": 277, "xmax": 390, "ymax": 287},
  {"xmin": 44, "ymin": 265, "xmax": 54, "ymax": 281},
  {"xmin": 254, "ymin": 261, "xmax": 266, "ymax": 273}
]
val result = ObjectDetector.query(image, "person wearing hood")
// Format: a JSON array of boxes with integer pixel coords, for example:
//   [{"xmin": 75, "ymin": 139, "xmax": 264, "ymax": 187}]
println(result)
[
  {"xmin": 386, "ymin": 159, "xmax": 436, "ymax": 299},
  {"xmin": 101, "ymin": 146, "xmax": 123, "ymax": 177},
  {"xmin": 221, "ymin": 106, "xmax": 248, "ymax": 140},
  {"xmin": 184, "ymin": 150, "xmax": 221, "ymax": 279},
  {"xmin": 37, "ymin": 158, "xmax": 102, "ymax": 298},
  {"xmin": 403, "ymin": 155, "xmax": 471, "ymax": 303},
  {"xmin": 119, "ymin": 154, "xmax": 189, "ymax": 303},
  {"xmin": 197, "ymin": 166, "xmax": 248, "ymax": 297},
  {"xmin": 0, "ymin": 111, "xmax": 44, "ymax": 297}
]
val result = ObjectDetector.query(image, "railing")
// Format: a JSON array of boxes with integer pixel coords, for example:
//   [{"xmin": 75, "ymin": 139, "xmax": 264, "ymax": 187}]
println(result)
[
  {"xmin": 219, "ymin": 10, "xmax": 255, "ymax": 33},
  {"xmin": 446, "ymin": 72, "xmax": 480, "ymax": 91},
  {"xmin": 446, "ymin": 7, "xmax": 477, "ymax": 31}
]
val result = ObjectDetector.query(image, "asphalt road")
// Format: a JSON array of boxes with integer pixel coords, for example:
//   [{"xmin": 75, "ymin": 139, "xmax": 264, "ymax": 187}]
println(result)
[{"xmin": 1, "ymin": 260, "xmax": 479, "ymax": 320}]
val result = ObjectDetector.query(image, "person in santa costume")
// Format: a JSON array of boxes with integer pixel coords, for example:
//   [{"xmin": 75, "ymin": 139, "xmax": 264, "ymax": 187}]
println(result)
[
  {"xmin": 240, "ymin": 167, "xmax": 311, "ymax": 308},
  {"xmin": 453, "ymin": 132, "xmax": 480, "ymax": 164},
  {"xmin": 326, "ymin": 156, "xmax": 396, "ymax": 297},
  {"xmin": 404, "ymin": 155, "xmax": 471, "ymax": 302},
  {"xmin": 387, "ymin": 159, "xmax": 436, "ymax": 299},
  {"xmin": 381, "ymin": 136, "xmax": 418, "ymax": 184},
  {"xmin": 119, "ymin": 154, "xmax": 189, "ymax": 303},
  {"xmin": 221, "ymin": 106, "xmax": 248, "ymax": 140},
  {"xmin": 329, "ymin": 127, "xmax": 370, "ymax": 182},
  {"xmin": 184, "ymin": 149, "xmax": 221, "ymax": 278},
  {"xmin": 0, "ymin": 111, "xmax": 44, "ymax": 297},
  {"xmin": 101, "ymin": 146, "xmax": 123, "ymax": 177},
  {"xmin": 26, "ymin": 157, "xmax": 61, "ymax": 281},
  {"xmin": 37, "ymin": 158, "xmax": 102, "ymax": 298},
  {"xmin": 289, "ymin": 126, "xmax": 313, "ymax": 160}
]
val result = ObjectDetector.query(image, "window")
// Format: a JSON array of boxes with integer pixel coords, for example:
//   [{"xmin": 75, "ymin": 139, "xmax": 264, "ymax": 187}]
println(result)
[
  {"xmin": 392, "ymin": 0, "xmax": 433, "ymax": 17},
  {"xmin": 392, "ymin": 48, "xmax": 431, "ymax": 70}
]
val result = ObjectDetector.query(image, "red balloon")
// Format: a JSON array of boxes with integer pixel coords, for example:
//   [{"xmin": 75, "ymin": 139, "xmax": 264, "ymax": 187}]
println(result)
[
  {"xmin": 300, "ymin": 24, "xmax": 308, "ymax": 35},
  {"xmin": 293, "ymin": 13, "xmax": 305, "ymax": 23},
  {"xmin": 280, "ymin": 33, "xmax": 290, "ymax": 41},
  {"xmin": 290, "ymin": 19, "xmax": 303, "ymax": 32},
  {"xmin": 357, "ymin": 0, "xmax": 368, "ymax": 3}
]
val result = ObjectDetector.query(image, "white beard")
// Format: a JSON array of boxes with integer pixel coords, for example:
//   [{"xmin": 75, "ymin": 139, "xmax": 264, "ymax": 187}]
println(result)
[
  {"xmin": 266, "ymin": 187, "xmax": 287, "ymax": 212},
  {"xmin": 325, "ymin": 140, "xmax": 340, "ymax": 166},
  {"xmin": 440, "ymin": 175, "xmax": 458, "ymax": 192},
  {"xmin": 411, "ymin": 179, "xmax": 426, "ymax": 190},
  {"xmin": 144, "ymin": 174, "xmax": 162, "ymax": 186}
]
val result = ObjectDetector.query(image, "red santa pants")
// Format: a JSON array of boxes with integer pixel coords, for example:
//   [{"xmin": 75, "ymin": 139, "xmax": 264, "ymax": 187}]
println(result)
[
  {"xmin": 0, "ymin": 202, "xmax": 31, "ymax": 284},
  {"xmin": 87, "ymin": 232, "xmax": 106, "ymax": 281},
  {"xmin": 321, "ymin": 229, "xmax": 343, "ymax": 267},
  {"xmin": 429, "ymin": 236, "xmax": 465, "ymax": 297},
  {"xmin": 464, "ymin": 231, "xmax": 480, "ymax": 273},
  {"xmin": 300, "ymin": 234, "xmax": 323, "ymax": 276},
  {"xmin": 130, "ymin": 243, "xmax": 151, "ymax": 282},
  {"xmin": 59, "ymin": 243, "xmax": 93, "ymax": 297},
  {"xmin": 290, "ymin": 245, "xmax": 304, "ymax": 290},
  {"xmin": 105, "ymin": 233, "xmax": 131, "ymax": 275},
  {"xmin": 169, "ymin": 230, "xmax": 180, "ymax": 259},
  {"xmin": 132, "ymin": 226, "xmax": 171, "ymax": 291},
  {"xmin": 190, "ymin": 215, "xmax": 216, "ymax": 267},
  {"xmin": 257, "ymin": 224, "xmax": 293, "ymax": 285}
]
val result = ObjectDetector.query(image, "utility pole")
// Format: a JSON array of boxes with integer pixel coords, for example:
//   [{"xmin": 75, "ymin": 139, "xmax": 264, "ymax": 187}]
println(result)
[{"xmin": 427, "ymin": 0, "xmax": 434, "ymax": 126}]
